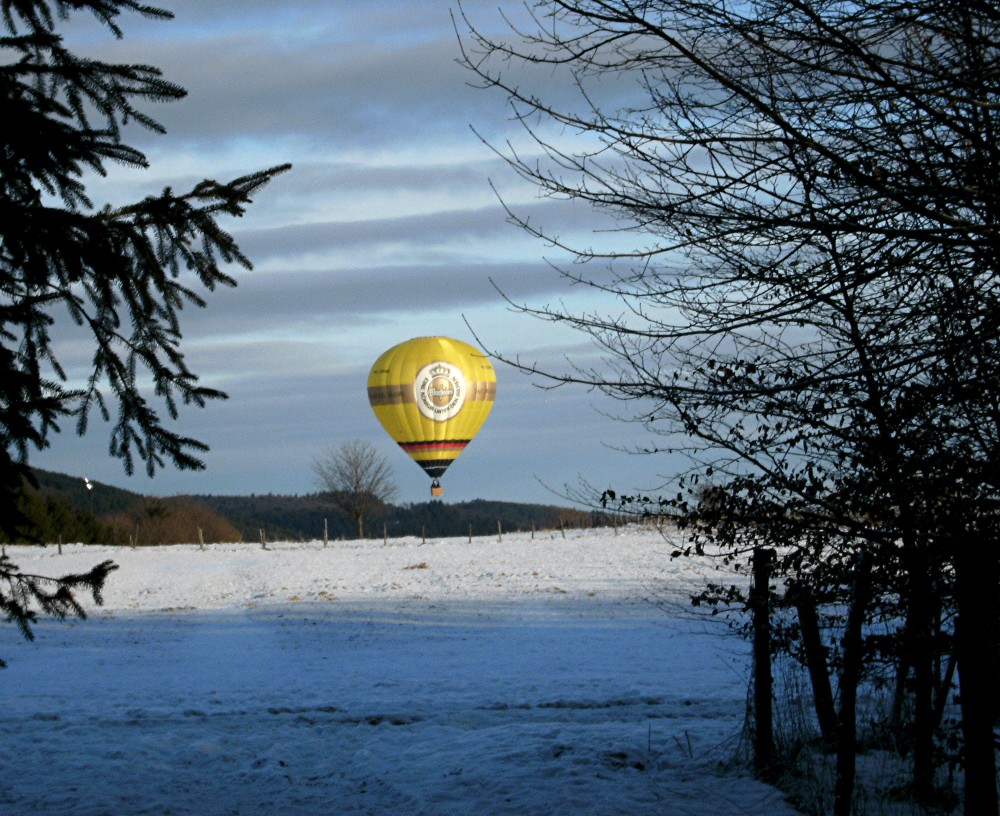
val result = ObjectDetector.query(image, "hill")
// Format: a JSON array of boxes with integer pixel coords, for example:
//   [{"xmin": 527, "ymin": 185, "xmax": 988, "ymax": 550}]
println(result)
[
  {"xmin": 27, "ymin": 468, "xmax": 145, "ymax": 517},
  {"xmin": 188, "ymin": 493, "xmax": 598, "ymax": 541},
  {"xmin": 27, "ymin": 469, "xmax": 601, "ymax": 542}
]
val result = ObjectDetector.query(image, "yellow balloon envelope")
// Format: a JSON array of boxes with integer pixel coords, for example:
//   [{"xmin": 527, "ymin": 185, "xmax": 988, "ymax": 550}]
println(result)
[{"xmin": 368, "ymin": 337, "xmax": 496, "ymax": 492}]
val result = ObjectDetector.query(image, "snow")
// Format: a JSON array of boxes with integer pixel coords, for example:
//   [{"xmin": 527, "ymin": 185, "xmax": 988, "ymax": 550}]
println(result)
[{"xmin": 0, "ymin": 527, "xmax": 803, "ymax": 815}]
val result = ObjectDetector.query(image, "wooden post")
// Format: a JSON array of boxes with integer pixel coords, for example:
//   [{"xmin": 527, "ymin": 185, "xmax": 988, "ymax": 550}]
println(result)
[
  {"xmin": 792, "ymin": 586, "xmax": 837, "ymax": 746},
  {"xmin": 58, "ymin": 535, "xmax": 63, "ymax": 555},
  {"xmin": 259, "ymin": 529, "xmax": 267, "ymax": 551},
  {"xmin": 198, "ymin": 527, "xmax": 205, "ymax": 551},
  {"xmin": 560, "ymin": 518, "xmax": 566, "ymax": 539},
  {"xmin": 497, "ymin": 519, "xmax": 503, "ymax": 543},
  {"xmin": 323, "ymin": 518, "xmax": 328, "ymax": 548},
  {"xmin": 421, "ymin": 526, "xmax": 426, "ymax": 546},
  {"xmin": 751, "ymin": 546, "xmax": 776, "ymax": 781},
  {"xmin": 531, "ymin": 522, "xmax": 535, "ymax": 541},
  {"xmin": 468, "ymin": 524, "xmax": 473, "ymax": 544}
]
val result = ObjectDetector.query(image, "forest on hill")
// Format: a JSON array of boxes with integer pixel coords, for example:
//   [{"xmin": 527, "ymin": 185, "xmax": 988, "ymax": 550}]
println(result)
[{"xmin": 6, "ymin": 469, "xmax": 606, "ymax": 545}]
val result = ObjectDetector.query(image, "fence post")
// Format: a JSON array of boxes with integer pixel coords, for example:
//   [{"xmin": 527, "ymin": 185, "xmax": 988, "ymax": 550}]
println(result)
[
  {"xmin": 259, "ymin": 529, "xmax": 267, "ymax": 551},
  {"xmin": 792, "ymin": 585, "xmax": 837, "ymax": 746},
  {"xmin": 497, "ymin": 519, "xmax": 503, "ymax": 543},
  {"xmin": 198, "ymin": 527, "xmax": 205, "ymax": 551},
  {"xmin": 323, "ymin": 518, "xmax": 328, "ymax": 548}
]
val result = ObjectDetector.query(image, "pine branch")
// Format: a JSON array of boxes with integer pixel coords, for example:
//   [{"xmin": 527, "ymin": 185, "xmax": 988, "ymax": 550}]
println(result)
[{"xmin": 0, "ymin": 555, "xmax": 119, "ymax": 666}]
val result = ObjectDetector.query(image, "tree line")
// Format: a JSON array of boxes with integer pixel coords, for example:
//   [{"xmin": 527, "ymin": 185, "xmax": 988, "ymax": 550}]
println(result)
[{"xmin": 4, "ymin": 468, "xmax": 599, "ymax": 545}]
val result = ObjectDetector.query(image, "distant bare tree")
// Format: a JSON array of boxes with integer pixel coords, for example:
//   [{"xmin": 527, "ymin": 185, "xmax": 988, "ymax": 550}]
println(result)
[{"xmin": 312, "ymin": 440, "xmax": 397, "ymax": 539}]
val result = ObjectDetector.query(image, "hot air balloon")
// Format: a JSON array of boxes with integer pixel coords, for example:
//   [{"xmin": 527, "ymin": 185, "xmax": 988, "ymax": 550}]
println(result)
[{"xmin": 368, "ymin": 337, "xmax": 496, "ymax": 496}]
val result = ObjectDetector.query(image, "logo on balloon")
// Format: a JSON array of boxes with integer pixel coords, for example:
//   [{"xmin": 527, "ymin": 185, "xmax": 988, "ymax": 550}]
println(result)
[{"xmin": 415, "ymin": 362, "xmax": 465, "ymax": 421}]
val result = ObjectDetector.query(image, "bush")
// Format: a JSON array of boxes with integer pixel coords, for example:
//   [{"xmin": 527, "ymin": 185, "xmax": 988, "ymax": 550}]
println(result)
[{"xmin": 106, "ymin": 497, "xmax": 242, "ymax": 545}]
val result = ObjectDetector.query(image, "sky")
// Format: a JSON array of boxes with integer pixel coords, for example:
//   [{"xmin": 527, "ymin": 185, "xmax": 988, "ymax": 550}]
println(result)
[{"xmin": 29, "ymin": 0, "xmax": 680, "ymax": 506}]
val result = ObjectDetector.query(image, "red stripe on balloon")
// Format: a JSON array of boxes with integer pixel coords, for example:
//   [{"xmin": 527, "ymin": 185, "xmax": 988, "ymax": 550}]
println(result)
[{"xmin": 400, "ymin": 440, "xmax": 469, "ymax": 453}]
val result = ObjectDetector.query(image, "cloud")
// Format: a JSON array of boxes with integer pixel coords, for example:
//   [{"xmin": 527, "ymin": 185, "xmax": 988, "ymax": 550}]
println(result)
[
  {"xmin": 204, "ymin": 261, "xmax": 552, "ymax": 320},
  {"xmin": 237, "ymin": 197, "xmax": 586, "ymax": 259},
  {"xmin": 67, "ymin": 3, "xmax": 500, "ymax": 150}
]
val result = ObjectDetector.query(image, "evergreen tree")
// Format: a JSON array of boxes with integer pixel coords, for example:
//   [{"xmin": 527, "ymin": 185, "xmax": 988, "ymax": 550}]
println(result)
[
  {"xmin": 1, "ymin": 1, "xmax": 289, "ymax": 651},
  {"xmin": 0, "ymin": 484, "xmax": 111, "ymax": 544}
]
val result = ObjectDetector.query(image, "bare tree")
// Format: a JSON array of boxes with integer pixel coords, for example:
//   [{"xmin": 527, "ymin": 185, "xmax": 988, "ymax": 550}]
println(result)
[
  {"xmin": 459, "ymin": 2, "xmax": 1000, "ymax": 812},
  {"xmin": 312, "ymin": 439, "xmax": 398, "ymax": 539}
]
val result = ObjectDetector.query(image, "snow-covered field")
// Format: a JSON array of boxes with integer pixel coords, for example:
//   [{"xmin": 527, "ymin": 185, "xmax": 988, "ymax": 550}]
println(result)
[{"xmin": 0, "ymin": 527, "xmax": 803, "ymax": 815}]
